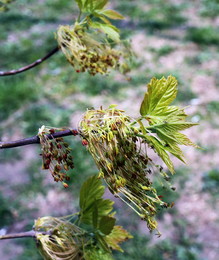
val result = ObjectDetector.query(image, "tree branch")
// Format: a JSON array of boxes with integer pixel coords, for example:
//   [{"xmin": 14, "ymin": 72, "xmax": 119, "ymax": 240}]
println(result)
[
  {"xmin": 0, "ymin": 230, "xmax": 51, "ymax": 240},
  {"xmin": 0, "ymin": 129, "xmax": 79, "ymax": 149},
  {"xmin": 0, "ymin": 46, "xmax": 60, "ymax": 77}
]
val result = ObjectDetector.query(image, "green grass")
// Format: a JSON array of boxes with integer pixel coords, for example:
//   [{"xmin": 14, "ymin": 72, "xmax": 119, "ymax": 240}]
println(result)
[
  {"xmin": 1, "ymin": 0, "xmax": 78, "ymax": 21},
  {"xmin": 0, "ymin": 13, "xmax": 41, "ymax": 40},
  {"xmin": 185, "ymin": 50, "xmax": 217, "ymax": 66},
  {"xmin": 69, "ymin": 73, "xmax": 128, "ymax": 96},
  {"xmin": 21, "ymin": 103, "xmax": 71, "ymax": 136},
  {"xmin": 21, "ymin": 160, "xmax": 46, "ymax": 195},
  {"xmin": 0, "ymin": 192, "xmax": 14, "ymax": 228},
  {"xmin": 200, "ymin": 0, "xmax": 219, "ymax": 18},
  {"xmin": 176, "ymin": 87, "xmax": 197, "ymax": 103},
  {"xmin": 15, "ymin": 239, "xmax": 42, "ymax": 260},
  {"xmin": 202, "ymin": 168, "xmax": 219, "ymax": 194},
  {"xmin": 154, "ymin": 45, "xmax": 176, "ymax": 57},
  {"xmin": 0, "ymin": 148, "xmax": 21, "ymax": 163},
  {"xmin": 115, "ymin": 0, "xmax": 187, "ymax": 31},
  {"xmin": 203, "ymin": 101, "xmax": 219, "ymax": 127},
  {"xmin": 0, "ymin": 32, "xmax": 56, "ymax": 69},
  {"xmin": 129, "ymin": 74, "xmax": 151, "ymax": 86},
  {"xmin": 186, "ymin": 27, "xmax": 219, "ymax": 45},
  {"xmin": 207, "ymin": 101, "xmax": 219, "ymax": 114},
  {"xmin": 0, "ymin": 75, "xmax": 39, "ymax": 121},
  {"xmin": 114, "ymin": 226, "xmax": 201, "ymax": 260}
]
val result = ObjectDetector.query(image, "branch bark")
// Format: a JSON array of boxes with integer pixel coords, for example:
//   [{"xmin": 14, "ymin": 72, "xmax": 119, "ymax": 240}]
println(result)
[
  {"xmin": 0, "ymin": 129, "xmax": 79, "ymax": 149},
  {"xmin": 0, "ymin": 230, "xmax": 51, "ymax": 240},
  {"xmin": 0, "ymin": 46, "xmax": 60, "ymax": 77}
]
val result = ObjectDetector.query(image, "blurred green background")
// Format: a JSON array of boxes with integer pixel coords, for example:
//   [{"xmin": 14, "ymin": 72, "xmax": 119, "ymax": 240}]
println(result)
[{"xmin": 0, "ymin": 0, "xmax": 219, "ymax": 259}]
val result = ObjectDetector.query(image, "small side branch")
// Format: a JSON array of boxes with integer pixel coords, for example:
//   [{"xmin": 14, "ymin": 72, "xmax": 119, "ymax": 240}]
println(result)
[
  {"xmin": 0, "ymin": 129, "xmax": 79, "ymax": 149},
  {"xmin": 0, "ymin": 230, "xmax": 51, "ymax": 240},
  {"xmin": 0, "ymin": 46, "xmax": 60, "ymax": 77}
]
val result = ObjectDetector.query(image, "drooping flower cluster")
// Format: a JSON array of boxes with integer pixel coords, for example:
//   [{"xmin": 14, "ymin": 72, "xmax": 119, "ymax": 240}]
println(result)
[
  {"xmin": 38, "ymin": 126, "xmax": 75, "ymax": 187},
  {"xmin": 57, "ymin": 24, "xmax": 120, "ymax": 76},
  {"xmin": 34, "ymin": 216, "xmax": 85, "ymax": 260},
  {"xmin": 79, "ymin": 106, "xmax": 169, "ymax": 234}
]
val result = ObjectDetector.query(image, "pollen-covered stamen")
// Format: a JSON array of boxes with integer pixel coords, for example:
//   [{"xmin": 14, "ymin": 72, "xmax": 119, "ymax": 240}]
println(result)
[{"xmin": 38, "ymin": 126, "xmax": 74, "ymax": 187}]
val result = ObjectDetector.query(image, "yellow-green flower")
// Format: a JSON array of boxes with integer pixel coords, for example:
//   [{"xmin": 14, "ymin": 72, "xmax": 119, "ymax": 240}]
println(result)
[
  {"xmin": 57, "ymin": 24, "xmax": 120, "ymax": 76},
  {"xmin": 79, "ymin": 106, "xmax": 166, "ymax": 235},
  {"xmin": 34, "ymin": 216, "xmax": 85, "ymax": 260}
]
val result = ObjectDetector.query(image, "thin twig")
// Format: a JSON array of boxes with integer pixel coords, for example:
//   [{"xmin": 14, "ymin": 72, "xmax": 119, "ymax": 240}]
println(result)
[
  {"xmin": 0, "ymin": 46, "xmax": 60, "ymax": 77},
  {"xmin": 0, "ymin": 129, "xmax": 79, "ymax": 149},
  {"xmin": 0, "ymin": 230, "xmax": 51, "ymax": 240}
]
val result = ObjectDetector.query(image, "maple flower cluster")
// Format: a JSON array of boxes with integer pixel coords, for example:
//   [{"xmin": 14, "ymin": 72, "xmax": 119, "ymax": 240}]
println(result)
[
  {"xmin": 38, "ymin": 126, "xmax": 75, "ymax": 187},
  {"xmin": 33, "ymin": 175, "xmax": 133, "ymax": 259},
  {"xmin": 57, "ymin": 24, "xmax": 120, "ymax": 76},
  {"xmin": 34, "ymin": 216, "xmax": 85, "ymax": 260},
  {"xmin": 79, "ymin": 106, "xmax": 167, "ymax": 234},
  {"xmin": 79, "ymin": 76, "xmax": 198, "ymax": 235}
]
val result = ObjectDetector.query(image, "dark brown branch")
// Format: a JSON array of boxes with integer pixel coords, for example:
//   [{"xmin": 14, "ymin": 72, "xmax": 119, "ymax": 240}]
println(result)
[
  {"xmin": 0, "ymin": 230, "xmax": 51, "ymax": 240},
  {"xmin": 0, "ymin": 46, "xmax": 60, "ymax": 77},
  {"xmin": 0, "ymin": 129, "xmax": 79, "ymax": 149}
]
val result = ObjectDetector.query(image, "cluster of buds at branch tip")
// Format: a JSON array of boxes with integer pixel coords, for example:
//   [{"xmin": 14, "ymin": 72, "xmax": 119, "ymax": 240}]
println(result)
[
  {"xmin": 81, "ymin": 139, "xmax": 88, "ymax": 146},
  {"xmin": 38, "ymin": 126, "xmax": 74, "ymax": 187}
]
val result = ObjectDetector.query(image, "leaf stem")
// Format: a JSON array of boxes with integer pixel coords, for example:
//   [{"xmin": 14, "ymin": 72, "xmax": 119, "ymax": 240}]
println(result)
[{"xmin": 77, "ymin": 9, "xmax": 82, "ymax": 22}]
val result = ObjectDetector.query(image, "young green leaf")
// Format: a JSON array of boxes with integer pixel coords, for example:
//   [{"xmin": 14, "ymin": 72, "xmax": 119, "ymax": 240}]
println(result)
[
  {"xmin": 93, "ymin": 0, "xmax": 108, "ymax": 10},
  {"xmin": 105, "ymin": 226, "xmax": 133, "ymax": 252},
  {"xmin": 99, "ymin": 9, "xmax": 125, "ymax": 20},
  {"xmin": 94, "ymin": 199, "xmax": 114, "ymax": 218},
  {"xmin": 93, "ymin": 12, "xmax": 112, "ymax": 24},
  {"xmin": 143, "ymin": 134, "xmax": 175, "ymax": 173},
  {"xmin": 92, "ymin": 203, "xmax": 99, "ymax": 229},
  {"xmin": 80, "ymin": 198, "xmax": 114, "ymax": 225},
  {"xmin": 157, "ymin": 121, "xmax": 198, "ymax": 132},
  {"xmin": 139, "ymin": 76, "xmax": 199, "ymax": 172},
  {"xmin": 140, "ymin": 76, "xmax": 178, "ymax": 117},
  {"xmin": 75, "ymin": 0, "xmax": 83, "ymax": 9},
  {"xmin": 79, "ymin": 175, "xmax": 114, "ymax": 225},
  {"xmin": 150, "ymin": 122, "xmax": 197, "ymax": 144},
  {"xmin": 172, "ymin": 131, "xmax": 199, "ymax": 147},
  {"xmin": 77, "ymin": 0, "xmax": 108, "ymax": 13},
  {"xmin": 164, "ymin": 142, "xmax": 186, "ymax": 163},
  {"xmin": 96, "ymin": 233, "xmax": 111, "ymax": 253},
  {"xmin": 89, "ymin": 21, "xmax": 120, "ymax": 42},
  {"xmin": 83, "ymin": 0, "xmax": 90, "ymax": 8},
  {"xmin": 79, "ymin": 175, "xmax": 104, "ymax": 212},
  {"xmin": 99, "ymin": 216, "xmax": 116, "ymax": 235},
  {"xmin": 84, "ymin": 249, "xmax": 114, "ymax": 260}
]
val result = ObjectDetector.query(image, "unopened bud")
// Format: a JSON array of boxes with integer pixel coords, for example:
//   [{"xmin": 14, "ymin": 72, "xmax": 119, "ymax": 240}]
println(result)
[
  {"xmin": 72, "ymin": 129, "xmax": 78, "ymax": 136},
  {"xmin": 63, "ymin": 182, "xmax": 69, "ymax": 188},
  {"xmin": 82, "ymin": 139, "xmax": 88, "ymax": 146}
]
